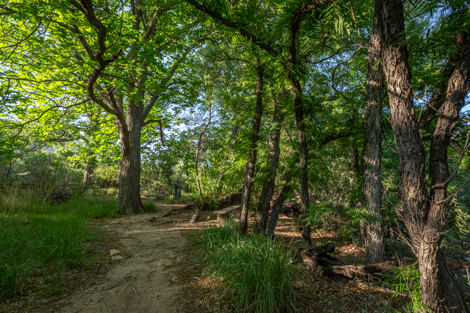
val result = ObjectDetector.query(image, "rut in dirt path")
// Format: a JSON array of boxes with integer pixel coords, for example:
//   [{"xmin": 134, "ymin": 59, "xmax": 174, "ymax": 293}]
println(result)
[{"xmin": 60, "ymin": 204, "xmax": 192, "ymax": 313}]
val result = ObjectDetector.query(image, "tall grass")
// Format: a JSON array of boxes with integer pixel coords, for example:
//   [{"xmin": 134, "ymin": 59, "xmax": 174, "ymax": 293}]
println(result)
[
  {"xmin": 0, "ymin": 192, "xmax": 117, "ymax": 298},
  {"xmin": 192, "ymin": 223, "xmax": 303, "ymax": 313}
]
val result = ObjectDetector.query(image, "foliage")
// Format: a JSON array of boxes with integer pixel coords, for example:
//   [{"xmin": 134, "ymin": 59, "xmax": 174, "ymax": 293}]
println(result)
[
  {"xmin": 305, "ymin": 202, "xmax": 373, "ymax": 243},
  {"xmin": 384, "ymin": 262, "xmax": 430, "ymax": 313},
  {"xmin": 0, "ymin": 193, "xmax": 116, "ymax": 298},
  {"xmin": 192, "ymin": 223, "xmax": 303, "ymax": 313}
]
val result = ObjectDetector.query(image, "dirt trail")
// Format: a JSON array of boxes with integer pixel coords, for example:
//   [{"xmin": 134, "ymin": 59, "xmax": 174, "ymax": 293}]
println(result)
[{"xmin": 59, "ymin": 203, "xmax": 198, "ymax": 313}]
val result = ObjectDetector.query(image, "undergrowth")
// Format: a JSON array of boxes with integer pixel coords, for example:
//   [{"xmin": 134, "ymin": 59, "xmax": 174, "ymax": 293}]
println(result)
[
  {"xmin": 191, "ymin": 222, "xmax": 303, "ymax": 313},
  {"xmin": 0, "ymin": 193, "xmax": 117, "ymax": 299}
]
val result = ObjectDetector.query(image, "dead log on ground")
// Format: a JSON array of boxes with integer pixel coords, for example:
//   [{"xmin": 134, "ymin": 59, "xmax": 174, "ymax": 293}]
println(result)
[
  {"xmin": 302, "ymin": 242, "xmax": 470, "ymax": 279},
  {"xmin": 160, "ymin": 204, "xmax": 194, "ymax": 218}
]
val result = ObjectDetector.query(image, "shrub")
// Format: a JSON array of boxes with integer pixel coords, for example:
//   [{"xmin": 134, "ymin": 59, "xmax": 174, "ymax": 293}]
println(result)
[{"xmin": 192, "ymin": 223, "xmax": 303, "ymax": 313}]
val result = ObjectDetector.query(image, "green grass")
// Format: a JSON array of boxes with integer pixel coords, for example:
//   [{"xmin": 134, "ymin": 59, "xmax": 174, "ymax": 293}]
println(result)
[
  {"xmin": 143, "ymin": 200, "xmax": 157, "ymax": 212},
  {"xmin": 192, "ymin": 223, "xmax": 303, "ymax": 313},
  {"xmin": 0, "ymin": 193, "xmax": 117, "ymax": 298}
]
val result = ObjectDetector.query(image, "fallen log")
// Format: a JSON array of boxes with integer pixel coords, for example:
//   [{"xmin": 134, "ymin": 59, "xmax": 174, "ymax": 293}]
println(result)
[
  {"xmin": 301, "ymin": 242, "xmax": 470, "ymax": 279},
  {"xmin": 160, "ymin": 204, "xmax": 194, "ymax": 218},
  {"xmin": 301, "ymin": 243, "xmax": 414, "ymax": 278}
]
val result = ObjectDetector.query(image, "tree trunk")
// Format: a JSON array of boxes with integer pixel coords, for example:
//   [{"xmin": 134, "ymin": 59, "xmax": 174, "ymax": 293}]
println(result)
[
  {"xmin": 82, "ymin": 151, "xmax": 96, "ymax": 191},
  {"xmin": 363, "ymin": 10, "xmax": 385, "ymax": 264},
  {"xmin": 425, "ymin": 34, "xmax": 470, "ymax": 312},
  {"xmin": 115, "ymin": 106, "xmax": 144, "ymax": 214},
  {"xmin": 288, "ymin": 17, "xmax": 312, "ymax": 248},
  {"xmin": 239, "ymin": 61, "xmax": 264, "ymax": 235},
  {"xmin": 267, "ymin": 171, "xmax": 292, "ymax": 240},
  {"xmin": 377, "ymin": 0, "xmax": 470, "ymax": 311},
  {"xmin": 195, "ymin": 109, "xmax": 212, "ymax": 208},
  {"xmin": 419, "ymin": 31, "xmax": 468, "ymax": 132},
  {"xmin": 254, "ymin": 91, "xmax": 285, "ymax": 234}
]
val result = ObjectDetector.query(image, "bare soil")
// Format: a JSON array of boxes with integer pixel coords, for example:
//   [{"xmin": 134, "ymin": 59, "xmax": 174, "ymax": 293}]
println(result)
[{"xmin": 1, "ymin": 202, "xmax": 409, "ymax": 313}]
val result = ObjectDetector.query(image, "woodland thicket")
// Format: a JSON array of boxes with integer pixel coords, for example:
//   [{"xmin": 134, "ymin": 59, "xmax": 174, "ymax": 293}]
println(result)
[{"xmin": 2, "ymin": 0, "xmax": 470, "ymax": 312}]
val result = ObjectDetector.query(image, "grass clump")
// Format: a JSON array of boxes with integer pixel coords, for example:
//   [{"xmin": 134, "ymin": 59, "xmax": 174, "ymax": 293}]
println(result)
[
  {"xmin": 0, "ymin": 192, "xmax": 117, "ymax": 298},
  {"xmin": 143, "ymin": 200, "xmax": 157, "ymax": 212},
  {"xmin": 193, "ymin": 223, "xmax": 303, "ymax": 313}
]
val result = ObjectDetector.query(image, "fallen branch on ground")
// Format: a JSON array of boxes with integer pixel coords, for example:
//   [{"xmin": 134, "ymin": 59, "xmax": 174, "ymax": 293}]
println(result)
[
  {"xmin": 301, "ymin": 242, "xmax": 470, "ymax": 279},
  {"xmin": 160, "ymin": 204, "xmax": 194, "ymax": 218}
]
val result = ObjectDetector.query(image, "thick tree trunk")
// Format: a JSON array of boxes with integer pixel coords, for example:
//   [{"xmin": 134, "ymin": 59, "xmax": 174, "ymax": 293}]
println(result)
[
  {"xmin": 267, "ymin": 172, "xmax": 292, "ymax": 240},
  {"xmin": 254, "ymin": 91, "xmax": 285, "ymax": 234},
  {"xmin": 239, "ymin": 62, "xmax": 264, "ymax": 235},
  {"xmin": 115, "ymin": 107, "xmax": 144, "ymax": 215},
  {"xmin": 377, "ymin": 0, "xmax": 470, "ymax": 311},
  {"xmin": 363, "ymin": 11, "xmax": 385, "ymax": 264}
]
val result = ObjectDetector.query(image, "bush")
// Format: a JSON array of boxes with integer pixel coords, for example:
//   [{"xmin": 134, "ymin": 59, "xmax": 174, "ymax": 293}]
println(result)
[
  {"xmin": 192, "ymin": 223, "xmax": 303, "ymax": 313},
  {"xmin": 304, "ymin": 202, "xmax": 372, "ymax": 243},
  {"xmin": 19, "ymin": 151, "xmax": 83, "ymax": 204}
]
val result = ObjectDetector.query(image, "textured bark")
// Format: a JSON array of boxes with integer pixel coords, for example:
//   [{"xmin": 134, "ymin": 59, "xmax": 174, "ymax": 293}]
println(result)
[
  {"xmin": 363, "ymin": 11, "xmax": 385, "ymax": 264},
  {"xmin": 267, "ymin": 172, "xmax": 292, "ymax": 240},
  {"xmin": 288, "ymin": 15, "xmax": 312, "ymax": 248},
  {"xmin": 377, "ymin": 0, "xmax": 470, "ymax": 311},
  {"xmin": 239, "ymin": 62, "xmax": 264, "ymax": 235},
  {"xmin": 254, "ymin": 91, "xmax": 285, "ymax": 234},
  {"xmin": 426, "ymin": 35, "xmax": 470, "ymax": 312},
  {"xmin": 115, "ymin": 103, "xmax": 144, "ymax": 215}
]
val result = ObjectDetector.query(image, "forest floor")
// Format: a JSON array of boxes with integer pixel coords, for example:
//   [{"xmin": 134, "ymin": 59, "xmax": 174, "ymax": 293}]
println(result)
[{"xmin": 1, "ymin": 202, "xmax": 408, "ymax": 313}]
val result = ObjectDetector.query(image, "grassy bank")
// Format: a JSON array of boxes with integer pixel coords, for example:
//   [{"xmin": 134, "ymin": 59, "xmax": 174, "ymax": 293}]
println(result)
[
  {"xmin": 192, "ymin": 223, "xmax": 304, "ymax": 313},
  {"xmin": 0, "ymin": 193, "xmax": 117, "ymax": 298}
]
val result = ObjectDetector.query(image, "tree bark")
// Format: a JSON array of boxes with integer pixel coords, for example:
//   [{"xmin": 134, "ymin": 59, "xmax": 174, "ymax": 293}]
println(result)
[
  {"xmin": 425, "ymin": 34, "xmax": 470, "ymax": 312},
  {"xmin": 82, "ymin": 151, "xmax": 96, "ymax": 191},
  {"xmin": 267, "ymin": 171, "xmax": 292, "ymax": 240},
  {"xmin": 377, "ymin": 0, "xmax": 470, "ymax": 311},
  {"xmin": 239, "ymin": 61, "xmax": 264, "ymax": 235},
  {"xmin": 195, "ymin": 108, "xmax": 212, "ymax": 208},
  {"xmin": 419, "ymin": 31, "xmax": 468, "ymax": 132},
  {"xmin": 363, "ymin": 10, "xmax": 385, "ymax": 264},
  {"xmin": 289, "ymin": 15, "xmax": 312, "ymax": 248},
  {"xmin": 115, "ymin": 104, "xmax": 144, "ymax": 215},
  {"xmin": 254, "ymin": 91, "xmax": 286, "ymax": 234}
]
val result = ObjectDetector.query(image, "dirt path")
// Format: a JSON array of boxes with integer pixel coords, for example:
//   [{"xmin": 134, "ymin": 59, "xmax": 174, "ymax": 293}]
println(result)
[{"xmin": 59, "ymin": 203, "xmax": 198, "ymax": 313}]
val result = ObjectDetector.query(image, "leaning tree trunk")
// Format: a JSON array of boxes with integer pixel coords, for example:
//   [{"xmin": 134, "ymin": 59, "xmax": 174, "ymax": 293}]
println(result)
[
  {"xmin": 267, "ymin": 171, "xmax": 292, "ymax": 240},
  {"xmin": 419, "ymin": 30, "xmax": 468, "ymax": 132},
  {"xmin": 239, "ymin": 61, "xmax": 264, "ymax": 235},
  {"xmin": 363, "ymin": 10, "xmax": 385, "ymax": 264},
  {"xmin": 254, "ymin": 91, "xmax": 285, "ymax": 234},
  {"xmin": 115, "ymin": 106, "xmax": 145, "ymax": 215},
  {"xmin": 377, "ymin": 0, "xmax": 470, "ymax": 311},
  {"xmin": 425, "ymin": 34, "xmax": 470, "ymax": 312}
]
